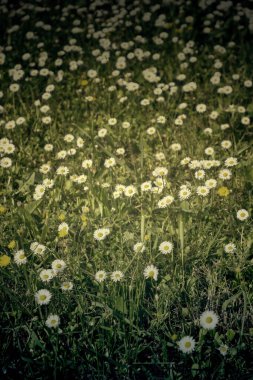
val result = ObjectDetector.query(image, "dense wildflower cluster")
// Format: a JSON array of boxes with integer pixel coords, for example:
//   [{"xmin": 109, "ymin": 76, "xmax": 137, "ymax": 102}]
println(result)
[{"xmin": 0, "ymin": 0, "xmax": 252, "ymax": 378}]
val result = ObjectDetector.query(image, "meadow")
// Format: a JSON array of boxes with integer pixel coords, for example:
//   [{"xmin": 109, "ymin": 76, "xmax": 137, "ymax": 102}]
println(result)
[{"xmin": 0, "ymin": 0, "xmax": 253, "ymax": 379}]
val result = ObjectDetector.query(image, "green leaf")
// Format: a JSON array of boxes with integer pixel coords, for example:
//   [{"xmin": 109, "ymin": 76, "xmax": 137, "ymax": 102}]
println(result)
[
  {"xmin": 29, "ymin": 331, "xmax": 45, "ymax": 350},
  {"xmin": 16, "ymin": 172, "xmax": 35, "ymax": 194},
  {"xmin": 247, "ymin": 103, "xmax": 253, "ymax": 113},
  {"xmin": 163, "ymin": 274, "xmax": 171, "ymax": 282},
  {"xmin": 191, "ymin": 363, "xmax": 199, "ymax": 377},
  {"xmin": 114, "ymin": 295, "xmax": 127, "ymax": 314},
  {"xmin": 226, "ymin": 329, "xmax": 235, "ymax": 342},
  {"xmin": 214, "ymin": 332, "xmax": 223, "ymax": 345},
  {"xmin": 17, "ymin": 206, "xmax": 39, "ymax": 235},
  {"xmin": 244, "ymin": 166, "xmax": 253, "ymax": 183},
  {"xmin": 64, "ymin": 180, "xmax": 72, "ymax": 190},
  {"xmin": 41, "ymin": 220, "xmax": 49, "ymax": 241},
  {"xmin": 25, "ymin": 199, "xmax": 43, "ymax": 214},
  {"xmin": 222, "ymin": 291, "xmax": 242, "ymax": 311}
]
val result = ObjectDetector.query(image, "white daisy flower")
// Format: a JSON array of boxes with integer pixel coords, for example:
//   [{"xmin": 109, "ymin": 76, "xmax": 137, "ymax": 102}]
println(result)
[
  {"xmin": 124, "ymin": 185, "xmax": 137, "ymax": 197},
  {"xmin": 224, "ymin": 243, "xmax": 236, "ymax": 253},
  {"xmin": 0, "ymin": 157, "xmax": 12, "ymax": 168},
  {"xmin": 30, "ymin": 242, "xmax": 39, "ymax": 252},
  {"xmin": 133, "ymin": 242, "xmax": 145, "ymax": 253},
  {"xmin": 51, "ymin": 259, "xmax": 66, "ymax": 273},
  {"xmin": 224, "ymin": 157, "xmax": 238, "ymax": 167},
  {"xmin": 82, "ymin": 159, "xmax": 93, "ymax": 169},
  {"xmin": 141, "ymin": 181, "xmax": 152, "ymax": 192},
  {"xmin": 39, "ymin": 269, "xmax": 54, "ymax": 283},
  {"xmin": 56, "ymin": 166, "xmax": 69, "ymax": 176},
  {"xmin": 236, "ymin": 209, "xmax": 249, "ymax": 221},
  {"xmin": 196, "ymin": 186, "xmax": 209, "ymax": 197},
  {"xmin": 34, "ymin": 244, "xmax": 46, "ymax": 256},
  {"xmin": 218, "ymin": 169, "xmax": 232, "ymax": 180},
  {"xmin": 45, "ymin": 314, "xmax": 60, "ymax": 328},
  {"xmin": 205, "ymin": 179, "xmax": 217, "ymax": 189},
  {"xmin": 159, "ymin": 241, "xmax": 173, "ymax": 254},
  {"xmin": 35, "ymin": 289, "xmax": 52, "ymax": 305},
  {"xmin": 200, "ymin": 310, "xmax": 219, "ymax": 330},
  {"xmin": 14, "ymin": 250, "xmax": 27, "ymax": 265},
  {"xmin": 143, "ymin": 264, "xmax": 158, "ymax": 281},
  {"xmin": 111, "ymin": 271, "xmax": 124, "ymax": 282},
  {"xmin": 178, "ymin": 336, "xmax": 196, "ymax": 354},
  {"xmin": 179, "ymin": 188, "xmax": 191, "ymax": 200},
  {"xmin": 61, "ymin": 281, "xmax": 73, "ymax": 291},
  {"xmin": 157, "ymin": 195, "xmax": 174, "ymax": 208},
  {"xmin": 104, "ymin": 157, "xmax": 116, "ymax": 168},
  {"xmin": 218, "ymin": 344, "xmax": 228, "ymax": 356},
  {"xmin": 94, "ymin": 228, "xmax": 110, "ymax": 241},
  {"xmin": 95, "ymin": 270, "xmax": 107, "ymax": 283}
]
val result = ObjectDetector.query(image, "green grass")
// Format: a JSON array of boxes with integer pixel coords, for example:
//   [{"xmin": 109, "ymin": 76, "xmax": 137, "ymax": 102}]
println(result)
[{"xmin": 0, "ymin": 0, "xmax": 253, "ymax": 379}]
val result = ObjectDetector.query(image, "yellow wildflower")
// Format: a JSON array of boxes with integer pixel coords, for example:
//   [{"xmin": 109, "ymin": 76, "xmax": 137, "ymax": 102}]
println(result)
[
  {"xmin": 81, "ymin": 79, "xmax": 88, "ymax": 86},
  {"xmin": 0, "ymin": 205, "xmax": 7, "ymax": 214},
  {"xmin": 0, "ymin": 255, "xmax": 11, "ymax": 267},
  {"xmin": 58, "ymin": 213, "xmax": 66, "ymax": 222},
  {"xmin": 81, "ymin": 214, "xmax": 88, "ymax": 226},
  {"xmin": 58, "ymin": 228, "xmax": 68, "ymax": 238},
  {"xmin": 217, "ymin": 186, "xmax": 230, "ymax": 197},
  {"xmin": 8, "ymin": 240, "xmax": 16, "ymax": 249},
  {"xmin": 165, "ymin": 23, "xmax": 173, "ymax": 29},
  {"xmin": 82, "ymin": 206, "xmax": 90, "ymax": 213},
  {"xmin": 58, "ymin": 222, "xmax": 69, "ymax": 238}
]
